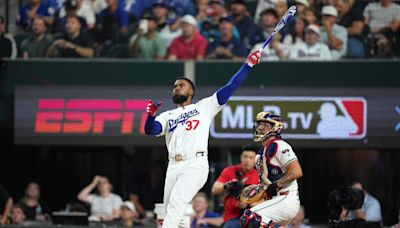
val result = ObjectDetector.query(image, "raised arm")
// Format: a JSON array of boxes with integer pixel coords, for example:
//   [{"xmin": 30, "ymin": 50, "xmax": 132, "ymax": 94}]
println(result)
[
  {"xmin": 0, "ymin": 185, "xmax": 12, "ymax": 225},
  {"xmin": 1, "ymin": 197, "xmax": 13, "ymax": 225},
  {"xmin": 216, "ymin": 51, "xmax": 261, "ymax": 105},
  {"xmin": 144, "ymin": 100, "xmax": 163, "ymax": 135},
  {"xmin": 77, "ymin": 176, "xmax": 100, "ymax": 203}
]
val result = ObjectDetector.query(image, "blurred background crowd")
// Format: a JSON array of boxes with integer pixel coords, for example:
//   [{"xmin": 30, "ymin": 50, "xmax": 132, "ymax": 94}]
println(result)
[
  {"xmin": 2, "ymin": 147, "xmax": 399, "ymax": 227},
  {"xmin": 0, "ymin": 0, "xmax": 399, "ymax": 60}
]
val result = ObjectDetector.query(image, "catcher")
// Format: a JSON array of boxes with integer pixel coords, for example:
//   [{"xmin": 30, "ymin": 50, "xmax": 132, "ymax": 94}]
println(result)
[{"xmin": 238, "ymin": 111, "xmax": 303, "ymax": 227}]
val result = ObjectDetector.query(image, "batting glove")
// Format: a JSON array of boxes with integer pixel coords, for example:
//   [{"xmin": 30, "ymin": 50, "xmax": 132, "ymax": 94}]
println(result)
[
  {"xmin": 245, "ymin": 51, "xmax": 261, "ymax": 68},
  {"xmin": 146, "ymin": 100, "xmax": 162, "ymax": 116}
]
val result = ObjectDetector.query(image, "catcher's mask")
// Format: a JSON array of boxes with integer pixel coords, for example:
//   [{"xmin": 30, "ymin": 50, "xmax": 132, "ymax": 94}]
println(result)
[{"xmin": 253, "ymin": 111, "xmax": 284, "ymax": 142}]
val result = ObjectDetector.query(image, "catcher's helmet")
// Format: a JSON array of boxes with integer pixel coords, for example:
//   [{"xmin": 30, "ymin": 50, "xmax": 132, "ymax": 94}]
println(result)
[{"xmin": 253, "ymin": 111, "xmax": 284, "ymax": 142}]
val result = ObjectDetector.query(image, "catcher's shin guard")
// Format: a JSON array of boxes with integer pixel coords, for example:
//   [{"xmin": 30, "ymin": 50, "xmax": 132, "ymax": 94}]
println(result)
[{"xmin": 240, "ymin": 209, "xmax": 262, "ymax": 228}]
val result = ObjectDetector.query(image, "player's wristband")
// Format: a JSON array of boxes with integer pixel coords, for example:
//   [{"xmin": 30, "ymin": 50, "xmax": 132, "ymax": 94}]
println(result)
[{"xmin": 144, "ymin": 115, "xmax": 162, "ymax": 135}]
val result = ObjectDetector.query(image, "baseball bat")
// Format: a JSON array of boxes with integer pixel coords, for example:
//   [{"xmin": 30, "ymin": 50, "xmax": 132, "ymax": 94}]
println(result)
[{"xmin": 259, "ymin": 5, "xmax": 297, "ymax": 53}]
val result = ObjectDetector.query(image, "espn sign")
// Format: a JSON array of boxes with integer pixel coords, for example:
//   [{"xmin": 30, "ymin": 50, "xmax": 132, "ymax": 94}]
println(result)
[
  {"xmin": 211, "ymin": 96, "xmax": 367, "ymax": 140},
  {"xmin": 34, "ymin": 99, "xmax": 148, "ymax": 134}
]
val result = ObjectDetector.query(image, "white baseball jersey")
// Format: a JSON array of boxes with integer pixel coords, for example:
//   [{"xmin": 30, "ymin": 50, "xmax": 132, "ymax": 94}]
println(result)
[
  {"xmin": 256, "ymin": 138, "xmax": 299, "ymax": 193},
  {"xmin": 156, "ymin": 93, "xmax": 224, "ymax": 228},
  {"xmin": 288, "ymin": 41, "xmax": 332, "ymax": 61},
  {"xmin": 252, "ymin": 138, "xmax": 300, "ymax": 225},
  {"xmin": 155, "ymin": 93, "xmax": 224, "ymax": 159}
]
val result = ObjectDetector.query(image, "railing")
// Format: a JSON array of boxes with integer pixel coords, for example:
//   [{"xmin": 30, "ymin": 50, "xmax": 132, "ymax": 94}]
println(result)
[{"xmin": 1, "ymin": 59, "xmax": 400, "ymax": 97}]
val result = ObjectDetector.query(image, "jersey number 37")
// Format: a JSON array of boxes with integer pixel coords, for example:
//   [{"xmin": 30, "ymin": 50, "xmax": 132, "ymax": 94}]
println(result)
[{"xmin": 185, "ymin": 120, "xmax": 200, "ymax": 131}]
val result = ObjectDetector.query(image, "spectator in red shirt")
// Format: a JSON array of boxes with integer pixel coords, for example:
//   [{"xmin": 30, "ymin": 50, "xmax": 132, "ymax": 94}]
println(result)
[
  {"xmin": 168, "ymin": 14, "xmax": 208, "ymax": 60},
  {"xmin": 211, "ymin": 144, "xmax": 260, "ymax": 228}
]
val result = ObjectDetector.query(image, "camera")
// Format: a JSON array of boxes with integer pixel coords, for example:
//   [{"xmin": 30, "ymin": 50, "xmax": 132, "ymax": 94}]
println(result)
[
  {"xmin": 223, "ymin": 170, "xmax": 244, "ymax": 198},
  {"xmin": 327, "ymin": 186, "xmax": 365, "ymax": 225}
]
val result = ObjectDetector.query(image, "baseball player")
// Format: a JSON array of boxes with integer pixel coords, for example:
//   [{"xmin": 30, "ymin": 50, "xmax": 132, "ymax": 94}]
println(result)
[
  {"xmin": 144, "ymin": 51, "xmax": 262, "ymax": 228},
  {"xmin": 239, "ymin": 111, "xmax": 303, "ymax": 227}
]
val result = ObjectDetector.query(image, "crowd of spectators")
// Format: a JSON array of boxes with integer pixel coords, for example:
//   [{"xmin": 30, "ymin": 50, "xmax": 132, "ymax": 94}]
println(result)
[
  {"xmin": 0, "ymin": 177, "xmax": 393, "ymax": 227},
  {"xmin": 0, "ymin": 178, "xmax": 221, "ymax": 227},
  {"xmin": 0, "ymin": 179, "xmax": 140, "ymax": 227},
  {"xmin": 0, "ymin": 0, "xmax": 399, "ymax": 60}
]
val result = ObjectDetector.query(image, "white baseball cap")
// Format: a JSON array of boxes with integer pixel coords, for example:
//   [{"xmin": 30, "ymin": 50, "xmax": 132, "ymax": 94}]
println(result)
[
  {"xmin": 181, "ymin": 14, "xmax": 197, "ymax": 26},
  {"xmin": 295, "ymin": 0, "xmax": 309, "ymax": 7},
  {"xmin": 271, "ymin": 0, "xmax": 287, "ymax": 4},
  {"xmin": 121, "ymin": 201, "xmax": 136, "ymax": 212},
  {"xmin": 306, "ymin": 24, "xmax": 320, "ymax": 35},
  {"xmin": 322, "ymin": 5, "xmax": 338, "ymax": 17}
]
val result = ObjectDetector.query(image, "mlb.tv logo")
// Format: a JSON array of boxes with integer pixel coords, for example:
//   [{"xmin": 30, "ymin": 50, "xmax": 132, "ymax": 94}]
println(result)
[{"xmin": 211, "ymin": 96, "xmax": 367, "ymax": 140}]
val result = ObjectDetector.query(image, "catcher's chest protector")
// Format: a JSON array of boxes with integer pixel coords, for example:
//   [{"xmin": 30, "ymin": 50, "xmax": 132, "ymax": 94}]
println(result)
[{"xmin": 256, "ymin": 142, "xmax": 284, "ymax": 183}]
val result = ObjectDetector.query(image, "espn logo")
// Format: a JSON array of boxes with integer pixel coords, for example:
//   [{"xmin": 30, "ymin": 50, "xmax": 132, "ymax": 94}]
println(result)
[{"xmin": 35, "ymin": 99, "xmax": 148, "ymax": 134}]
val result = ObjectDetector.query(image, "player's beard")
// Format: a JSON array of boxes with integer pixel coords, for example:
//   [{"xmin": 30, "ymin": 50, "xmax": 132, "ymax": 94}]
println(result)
[{"xmin": 173, "ymin": 94, "xmax": 189, "ymax": 104}]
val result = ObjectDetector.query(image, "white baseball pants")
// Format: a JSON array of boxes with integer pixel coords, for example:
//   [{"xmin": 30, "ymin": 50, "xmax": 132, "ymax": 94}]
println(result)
[
  {"xmin": 162, "ymin": 156, "xmax": 209, "ymax": 228},
  {"xmin": 250, "ymin": 191, "xmax": 300, "ymax": 226}
]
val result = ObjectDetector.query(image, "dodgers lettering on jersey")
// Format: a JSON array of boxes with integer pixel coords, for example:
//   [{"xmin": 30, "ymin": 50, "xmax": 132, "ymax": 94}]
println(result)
[
  {"xmin": 168, "ymin": 109, "xmax": 200, "ymax": 132},
  {"xmin": 155, "ymin": 93, "xmax": 224, "ymax": 159},
  {"xmin": 256, "ymin": 139, "xmax": 299, "ymax": 193}
]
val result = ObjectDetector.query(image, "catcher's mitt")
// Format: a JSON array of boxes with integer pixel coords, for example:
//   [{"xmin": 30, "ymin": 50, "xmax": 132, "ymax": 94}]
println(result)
[{"xmin": 238, "ymin": 184, "xmax": 268, "ymax": 209}]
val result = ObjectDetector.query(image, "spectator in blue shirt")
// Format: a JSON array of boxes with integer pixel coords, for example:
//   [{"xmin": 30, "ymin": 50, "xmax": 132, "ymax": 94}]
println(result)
[
  {"xmin": 54, "ymin": 0, "xmax": 88, "ymax": 33},
  {"xmin": 16, "ymin": 0, "xmax": 55, "ymax": 32},
  {"xmin": 45, "ymin": 0, "xmax": 63, "ymax": 11},
  {"xmin": 199, "ymin": 0, "xmax": 240, "ymax": 46},
  {"xmin": 95, "ymin": 0, "xmax": 128, "ymax": 44},
  {"xmin": 248, "ymin": 8, "xmax": 278, "ymax": 48},
  {"xmin": 129, "ymin": 0, "xmax": 156, "ymax": 21},
  {"xmin": 349, "ymin": 181, "xmax": 382, "ymax": 226},
  {"xmin": 199, "ymin": 0, "xmax": 226, "ymax": 44},
  {"xmin": 229, "ymin": 0, "xmax": 256, "ymax": 40},
  {"xmin": 206, "ymin": 16, "xmax": 247, "ymax": 60},
  {"xmin": 99, "ymin": 0, "xmax": 128, "ymax": 33},
  {"xmin": 129, "ymin": 0, "xmax": 195, "ymax": 22},
  {"xmin": 191, "ymin": 192, "xmax": 223, "ymax": 228},
  {"xmin": 167, "ymin": 0, "xmax": 196, "ymax": 17},
  {"xmin": 152, "ymin": 1, "xmax": 170, "ymax": 31}
]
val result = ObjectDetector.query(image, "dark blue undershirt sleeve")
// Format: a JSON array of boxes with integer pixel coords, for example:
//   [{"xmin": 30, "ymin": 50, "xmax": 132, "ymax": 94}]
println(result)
[
  {"xmin": 144, "ymin": 115, "xmax": 162, "ymax": 135},
  {"xmin": 216, "ymin": 64, "xmax": 251, "ymax": 105}
]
